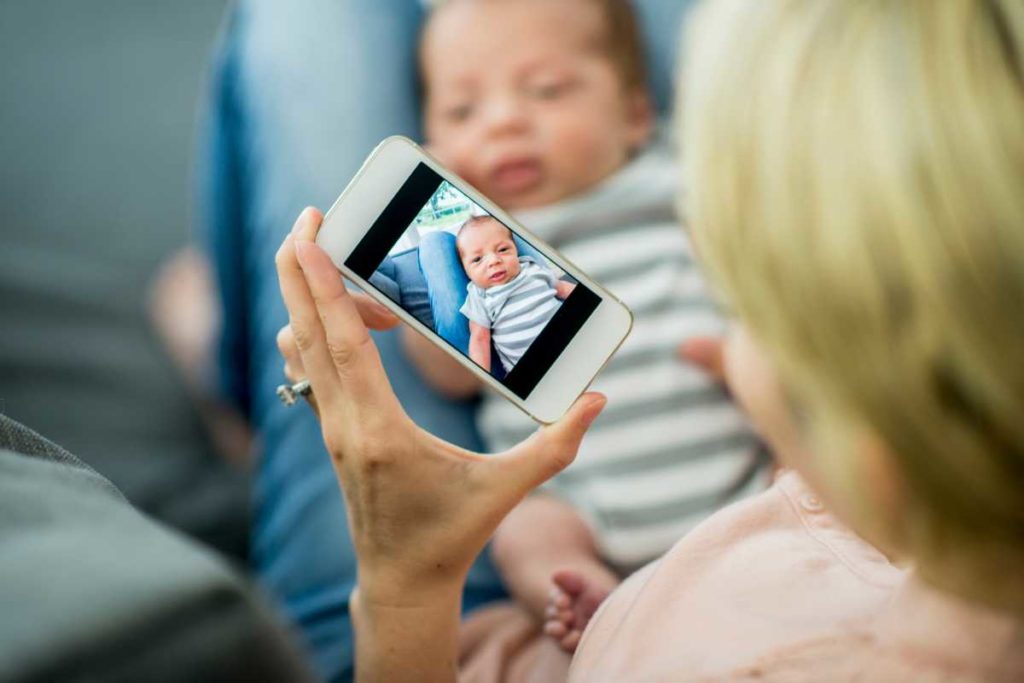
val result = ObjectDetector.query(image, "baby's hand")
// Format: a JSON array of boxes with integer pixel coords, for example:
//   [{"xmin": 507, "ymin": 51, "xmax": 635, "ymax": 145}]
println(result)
[{"xmin": 542, "ymin": 569, "xmax": 612, "ymax": 653}]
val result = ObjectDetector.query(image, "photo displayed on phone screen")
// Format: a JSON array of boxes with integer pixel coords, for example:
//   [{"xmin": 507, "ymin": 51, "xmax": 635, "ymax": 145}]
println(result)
[{"xmin": 345, "ymin": 163, "xmax": 600, "ymax": 399}]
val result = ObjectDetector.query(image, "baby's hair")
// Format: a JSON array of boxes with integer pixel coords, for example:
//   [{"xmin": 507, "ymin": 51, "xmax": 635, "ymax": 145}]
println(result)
[
  {"xmin": 591, "ymin": 0, "xmax": 648, "ymax": 93},
  {"xmin": 455, "ymin": 214, "xmax": 513, "ymax": 259},
  {"xmin": 419, "ymin": 0, "xmax": 648, "ymax": 98}
]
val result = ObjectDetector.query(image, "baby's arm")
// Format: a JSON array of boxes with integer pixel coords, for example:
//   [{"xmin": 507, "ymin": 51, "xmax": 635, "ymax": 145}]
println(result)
[
  {"xmin": 468, "ymin": 321, "xmax": 492, "ymax": 373},
  {"xmin": 401, "ymin": 328, "xmax": 482, "ymax": 398},
  {"xmin": 491, "ymin": 494, "xmax": 619, "ymax": 622},
  {"xmin": 555, "ymin": 280, "xmax": 577, "ymax": 300}
]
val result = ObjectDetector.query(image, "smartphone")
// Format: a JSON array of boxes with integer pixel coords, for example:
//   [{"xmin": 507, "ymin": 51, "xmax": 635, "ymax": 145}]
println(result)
[{"xmin": 316, "ymin": 136, "xmax": 633, "ymax": 424}]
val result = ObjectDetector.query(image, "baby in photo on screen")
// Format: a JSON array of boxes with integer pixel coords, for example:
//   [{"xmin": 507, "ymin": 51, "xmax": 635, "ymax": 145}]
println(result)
[
  {"xmin": 406, "ymin": 0, "xmax": 769, "ymax": 653},
  {"xmin": 456, "ymin": 215, "xmax": 575, "ymax": 373}
]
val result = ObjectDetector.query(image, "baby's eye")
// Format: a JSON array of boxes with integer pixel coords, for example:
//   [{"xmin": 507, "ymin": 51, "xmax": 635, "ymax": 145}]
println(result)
[
  {"xmin": 498, "ymin": 246, "xmax": 510, "ymax": 253},
  {"xmin": 471, "ymin": 256, "xmax": 482, "ymax": 264},
  {"xmin": 444, "ymin": 103, "xmax": 474, "ymax": 122},
  {"xmin": 527, "ymin": 79, "xmax": 575, "ymax": 100}
]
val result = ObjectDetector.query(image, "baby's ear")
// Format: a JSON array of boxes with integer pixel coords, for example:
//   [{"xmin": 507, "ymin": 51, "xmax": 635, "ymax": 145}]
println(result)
[{"xmin": 625, "ymin": 90, "xmax": 655, "ymax": 150}]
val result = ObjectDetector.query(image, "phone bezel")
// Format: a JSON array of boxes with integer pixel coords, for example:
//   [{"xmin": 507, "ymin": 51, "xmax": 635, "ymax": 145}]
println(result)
[{"xmin": 316, "ymin": 135, "xmax": 633, "ymax": 424}]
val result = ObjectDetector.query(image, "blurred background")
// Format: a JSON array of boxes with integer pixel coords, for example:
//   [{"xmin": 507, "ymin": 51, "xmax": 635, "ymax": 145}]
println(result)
[{"xmin": 0, "ymin": 1, "xmax": 248, "ymax": 560}]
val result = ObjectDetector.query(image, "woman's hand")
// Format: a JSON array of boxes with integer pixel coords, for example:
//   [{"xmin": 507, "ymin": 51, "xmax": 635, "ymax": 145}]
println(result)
[
  {"xmin": 277, "ymin": 285, "xmax": 400, "ymax": 418},
  {"xmin": 275, "ymin": 208, "xmax": 605, "ymax": 679}
]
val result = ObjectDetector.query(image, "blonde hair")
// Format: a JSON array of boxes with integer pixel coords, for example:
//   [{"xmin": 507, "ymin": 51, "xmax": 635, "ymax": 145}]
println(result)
[{"xmin": 681, "ymin": 0, "xmax": 1024, "ymax": 584}]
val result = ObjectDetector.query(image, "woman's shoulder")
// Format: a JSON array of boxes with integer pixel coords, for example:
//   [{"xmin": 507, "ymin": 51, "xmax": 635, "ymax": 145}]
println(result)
[
  {"xmin": 568, "ymin": 473, "xmax": 906, "ymax": 681},
  {"xmin": 717, "ymin": 625, "xmax": 1022, "ymax": 683}
]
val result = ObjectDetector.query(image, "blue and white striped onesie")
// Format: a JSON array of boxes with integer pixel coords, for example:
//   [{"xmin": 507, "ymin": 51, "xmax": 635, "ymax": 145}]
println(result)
[
  {"xmin": 479, "ymin": 145, "xmax": 768, "ymax": 571},
  {"xmin": 460, "ymin": 257, "xmax": 563, "ymax": 373}
]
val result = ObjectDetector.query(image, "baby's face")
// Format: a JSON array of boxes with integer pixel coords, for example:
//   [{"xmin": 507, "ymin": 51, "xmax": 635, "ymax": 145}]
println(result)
[
  {"xmin": 422, "ymin": 0, "xmax": 652, "ymax": 210},
  {"xmin": 458, "ymin": 218, "xmax": 521, "ymax": 288}
]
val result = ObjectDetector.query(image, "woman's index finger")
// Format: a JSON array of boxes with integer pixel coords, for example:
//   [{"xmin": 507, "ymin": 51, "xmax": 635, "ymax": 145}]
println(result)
[
  {"xmin": 293, "ymin": 238, "xmax": 390, "ymax": 399},
  {"xmin": 275, "ymin": 213, "xmax": 343, "ymax": 409}
]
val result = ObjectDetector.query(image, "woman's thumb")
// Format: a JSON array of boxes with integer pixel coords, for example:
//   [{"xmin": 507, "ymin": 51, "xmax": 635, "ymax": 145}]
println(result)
[{"xmin": 494, "ymin": 392, "xmax": 607, "ymax": 493}]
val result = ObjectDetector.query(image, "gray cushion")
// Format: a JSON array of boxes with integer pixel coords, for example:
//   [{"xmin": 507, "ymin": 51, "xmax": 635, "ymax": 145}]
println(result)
[{"xmin": 0, "ymin": 415, "xmax": 312, "ymax": 683}]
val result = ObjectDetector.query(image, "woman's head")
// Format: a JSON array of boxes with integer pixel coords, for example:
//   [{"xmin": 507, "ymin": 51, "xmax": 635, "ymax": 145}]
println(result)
[{"xmin": 681, "ymin": 0, "xmax": 1024, "ymax": 596}]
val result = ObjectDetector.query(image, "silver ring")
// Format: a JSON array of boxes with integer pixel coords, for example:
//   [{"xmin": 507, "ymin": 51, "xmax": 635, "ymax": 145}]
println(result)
[{"xmin": 277, "ymin": 379, "xmax": 312, "ymax": 406}]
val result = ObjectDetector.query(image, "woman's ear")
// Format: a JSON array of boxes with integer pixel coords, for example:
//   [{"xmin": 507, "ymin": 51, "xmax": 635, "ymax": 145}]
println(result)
[{"xmin": 850, "ymin": 431, "xmax": 907, "ymax": 557}]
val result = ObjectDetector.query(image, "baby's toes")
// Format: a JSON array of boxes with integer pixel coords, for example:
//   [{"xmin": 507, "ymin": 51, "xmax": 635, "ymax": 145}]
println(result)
[
  {"xmin": 545, "ymin": 590, "xmax": 576, "ymax": 632},
  {"xmin": 552, "ymin": 569, "xmax": 586, "ymax": 597},
  {"xmin": 560, "ymin": 629, "xmax": 582, "ymax": 653},
  {"xmin": 548, "ymin": 585, "xmax": 571, "ymax": 610},
  {"xmin": 543, "ymin": 619, "xmax": 568, "ymax": 639}
]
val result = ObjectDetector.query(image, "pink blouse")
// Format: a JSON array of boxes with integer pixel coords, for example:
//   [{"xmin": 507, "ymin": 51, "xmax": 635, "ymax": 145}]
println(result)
[{"xmin": 458, "ymin": 472, "xmax": 1024, "ymax": 681}]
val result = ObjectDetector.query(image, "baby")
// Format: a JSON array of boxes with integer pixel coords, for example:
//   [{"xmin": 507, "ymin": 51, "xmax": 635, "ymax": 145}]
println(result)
[
  {"xmin": 408, "ymin": 0, "xmax": 766, "ymax": 652},
  {"xmin": 456, "ymin": 215, "xmax": 575, "ymax": 373}
]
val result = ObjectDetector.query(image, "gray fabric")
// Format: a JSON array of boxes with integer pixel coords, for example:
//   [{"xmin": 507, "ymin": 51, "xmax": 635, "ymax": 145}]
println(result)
[
  {"xmin": 0, "ymin": 413, "xmax": 315, "ymax": 683},
  {"xmin": 0, "ymin": 0, "xmax": 250, "ymax": 561}
]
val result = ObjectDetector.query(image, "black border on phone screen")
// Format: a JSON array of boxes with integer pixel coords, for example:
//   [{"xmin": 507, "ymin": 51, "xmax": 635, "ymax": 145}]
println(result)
[{"xmin": 345, "ymin": 163, "xmax": 599, "ymax": 399}]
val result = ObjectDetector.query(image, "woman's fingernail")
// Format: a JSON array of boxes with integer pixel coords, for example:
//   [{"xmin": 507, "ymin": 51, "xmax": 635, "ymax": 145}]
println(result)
[
  {"xmin": 294, "ymin": 206, "xmax": 320, "ymax": 236},
  {"xmin": 582, "ymin": 394, "xmax": 607, "ymax": 426}
]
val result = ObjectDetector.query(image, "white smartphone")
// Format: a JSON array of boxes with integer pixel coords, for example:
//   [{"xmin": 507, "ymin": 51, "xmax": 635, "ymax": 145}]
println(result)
[{"xmin": 316, "ymin": 136, "xmax": 633, "ymax": 424}]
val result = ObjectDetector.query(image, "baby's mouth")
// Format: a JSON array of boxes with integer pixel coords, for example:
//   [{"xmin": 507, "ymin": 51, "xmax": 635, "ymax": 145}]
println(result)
[
  {"xmin": 490, "ymin": 158, "xmax": 543, "ymax": 196},
  {"xmin": 488, "ymin": 270, "xmax": 508, "ymax": 284}
]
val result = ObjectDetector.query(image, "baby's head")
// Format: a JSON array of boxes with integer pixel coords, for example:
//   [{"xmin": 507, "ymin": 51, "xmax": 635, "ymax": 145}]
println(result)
[
  {"xmin": 456, "ymin": 215, "xmax": 521, "ymax": 288},
  {"xmin": 420, "ymin": 0, "xmax": 653, "ymax": 210}
]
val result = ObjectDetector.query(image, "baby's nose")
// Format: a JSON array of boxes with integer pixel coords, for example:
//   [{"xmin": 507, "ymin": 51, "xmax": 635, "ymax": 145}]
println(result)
[{"xmin": 484, "ymin": 95, "xmax": 528, "ymax": 136}]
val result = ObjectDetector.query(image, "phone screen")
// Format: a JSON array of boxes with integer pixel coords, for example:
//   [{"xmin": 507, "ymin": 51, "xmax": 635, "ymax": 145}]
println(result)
[{"xmin": 346, "ymin": 163, "xmax": 600, "ymax": 399}]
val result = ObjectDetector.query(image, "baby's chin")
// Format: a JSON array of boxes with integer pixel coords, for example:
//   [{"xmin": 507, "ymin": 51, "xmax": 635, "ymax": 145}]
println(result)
[
  {"xmin": 469, "ymin": 170, "xmax": 570, "ymax": 210},
  {"xmin": 491, "ymin": 184, "xmax": 568, "ymax": 211},
  {"xmin": 489, "ymin": 174, "xmax": 613, "ymax": 212}
]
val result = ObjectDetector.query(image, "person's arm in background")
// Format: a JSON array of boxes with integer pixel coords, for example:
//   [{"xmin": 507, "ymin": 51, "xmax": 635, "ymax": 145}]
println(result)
[
  {"xmin": 401, "ymin": 327, "xmax": 483, "ymax": 397},
  {"xmin": 148, "ymin": 247, "xmax": 253, "ymax": 464}
]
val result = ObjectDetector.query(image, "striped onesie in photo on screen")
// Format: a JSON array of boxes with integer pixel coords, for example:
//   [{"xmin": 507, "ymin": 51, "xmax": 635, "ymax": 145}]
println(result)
[
  {"xmin": 460, "ymin": 256, "xmax": 565, "ymax": 373},
  {"xmin": 478, "ymin": 145, "xmax": 768, "ymax": 572}
]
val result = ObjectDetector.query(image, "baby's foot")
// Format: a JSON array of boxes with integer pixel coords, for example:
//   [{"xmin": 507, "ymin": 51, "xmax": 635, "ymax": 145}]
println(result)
[{"xmin": 542, "ymin": 568, "xmax": 615, "ymax": 653}]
